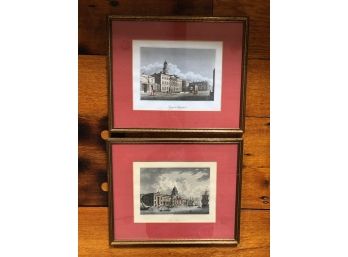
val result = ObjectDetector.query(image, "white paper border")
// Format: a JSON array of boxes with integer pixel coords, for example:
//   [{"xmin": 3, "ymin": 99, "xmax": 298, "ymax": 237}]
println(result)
[
  {"xmin": 133, "ymin": 162, "xmax": 217, "ymax": 223},
  {"xmin": 132, "ymin": 40, "xmax": 223, "ymax": 111}
]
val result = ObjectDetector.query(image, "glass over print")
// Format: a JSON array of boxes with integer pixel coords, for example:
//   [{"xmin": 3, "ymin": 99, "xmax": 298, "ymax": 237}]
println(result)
[
  {"xmin": 133, "ymin": 40, "xmax": 223, "ymax": 111},
  {"xmin": 109, "ymin": 16, "xmax": 248, "ymax": 130},
  {"xmin": 108, "ymin": 141, "xmax": 242, "ymax": 245},
  {"xmin": 134, "ymin": 162, "xmax": 217, "ymax": 223}
]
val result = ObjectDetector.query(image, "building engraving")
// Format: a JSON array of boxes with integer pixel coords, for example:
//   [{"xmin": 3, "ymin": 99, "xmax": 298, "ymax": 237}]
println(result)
[
  {"xmin": 140, "ymin": 185, "xmax": 209, "ymax": 215},
  {"xmin": 134, "ymin": 162, "xmax": 217, "ymax": 222},
  {"xmin": 140, "ymin": 60, "xmax": 215, "ymax": 101}
]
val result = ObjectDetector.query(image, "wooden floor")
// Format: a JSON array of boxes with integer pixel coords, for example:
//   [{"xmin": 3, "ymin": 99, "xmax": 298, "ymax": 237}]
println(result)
[{"xmin": 78, "ymin": 1, "xmax": 269, "ymax": 256}]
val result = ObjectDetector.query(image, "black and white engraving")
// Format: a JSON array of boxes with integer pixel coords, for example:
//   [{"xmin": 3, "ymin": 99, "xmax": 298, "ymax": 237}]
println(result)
[
  {"xmin": 140, "ymin": 167, "xmax": 210, "ymax": 215},
  {"xmin": 140, "ymin": 47, "xmax": 216, "ymax": 101}
]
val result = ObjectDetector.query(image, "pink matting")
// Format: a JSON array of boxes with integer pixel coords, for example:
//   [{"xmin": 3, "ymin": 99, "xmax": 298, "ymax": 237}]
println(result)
[
  {"xmin": 111, "ymin": 20, "xmax": 244, "ymax": 129},
  {"xmin": 112, "ymin": 144, "xmax": 239, "ymax": 241}
]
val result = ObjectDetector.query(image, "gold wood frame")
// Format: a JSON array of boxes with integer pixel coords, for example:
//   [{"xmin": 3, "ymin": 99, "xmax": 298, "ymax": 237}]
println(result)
[
  {"xmin": 107, "ymin": 138, "xmax": 243, "ymax": 245},
  {"xmin": 108, "ymin": 16, "xmax": 248, "ymax": 135}
]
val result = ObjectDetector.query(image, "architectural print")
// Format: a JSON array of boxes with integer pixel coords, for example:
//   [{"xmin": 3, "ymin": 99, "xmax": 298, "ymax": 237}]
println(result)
[
  {"xmin": 133, "ymin": 40, "xmax": 223, "ymax": 111},
  {"xmin": 140, "ymin": 169, "xmax": 210, "ymax": 215},
  {"xmin": 133, "ymin": 162, "xmax": 217, "ymax": 223},
  {"xmin": 140, "ymin": 60, "xmax": 215, "ymax": 101}
]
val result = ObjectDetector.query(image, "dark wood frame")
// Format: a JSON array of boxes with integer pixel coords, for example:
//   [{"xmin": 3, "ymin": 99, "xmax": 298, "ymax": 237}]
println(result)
[
  {"xmin": 108, "ymin": 16, "xmax": 249, "ymax": 135},
  {"xmin": 107, "ymin": 138, "xmax": 243, "ymax": 245}
]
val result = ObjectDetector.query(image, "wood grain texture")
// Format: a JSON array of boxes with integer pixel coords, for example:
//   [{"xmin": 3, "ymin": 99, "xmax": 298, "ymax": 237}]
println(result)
[
  {"xmin": 79, "ymin": 1, "xmax": 269, "ymax": 254},
  {"xmin": 79, "ymin": 139, "xmax": 269, "ymax": 209},
  {"xmin": 78, "ymin": 0, "xmax": 269, "ymax": 59},
  {"xmin": 213, "ymin": 0, "xmax": 270, "ymax": 59},
  {"xmin": 78, "ymin": 55, "xmax": 269, "ymax": 118},
  {"xmin": 78, "ymin": 55, "xmax": 270, "ymax": 209},
  {"xmin": 79, "ymin": 207, "xmax": 269, "ymax": 257},
  {"xmin": 78, "ymin": 118, "xmax": 270, "ymax": 208},
  {"xmin": 244, "ymin": 117, "xmax": 270, "ymax": 169},
  {"xmin": 79, "ymin": 0, "xmax": 213, "ymax": 55},
  {"xmin": 246, "ymin": 59, "xmax": 269, "ymax": 117}
]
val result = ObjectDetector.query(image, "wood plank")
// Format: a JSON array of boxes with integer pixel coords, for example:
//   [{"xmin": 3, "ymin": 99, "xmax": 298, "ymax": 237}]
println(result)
[
  {"xmin": 79, "ymin": 0, "xmax": 213, "ymax": 55},
  {"xmin": 78, "ymin": 55, "xmax": 270, "ymax": 208},
  {"xmin": 78, "ymin": 117, "xmax": 270, "ymax": 209},
  {"xmin": 213, "ymin": 0, "xmax": 270, "ymax": 59},
  {"xmin": 78, "ymin": 55, "xmax": 269, "ymax": 118},
  {"xmin": 246, "ymin": 59, "xmax": 269, "ymax": 117},
  {"xmin": 78, "ymin": 56, "xmax": 108, "ymax": 117},
  {"xmin": 78, "ymin": 0, "xmax": 269, "ymax": 59},
  {"xmin": 79, "ymin": 147, "xmax": 269, "ymax": 209},
  {"xmin": 242, "ymin": 167, "xmax": 269, "ymax": 209},
  {"xmin": 79, "ymin": 207, "xmax": 269, "ymax": 257},
  {"xmin": 243, "ymin": 117, "xmax": 270, "ymax": 169}
]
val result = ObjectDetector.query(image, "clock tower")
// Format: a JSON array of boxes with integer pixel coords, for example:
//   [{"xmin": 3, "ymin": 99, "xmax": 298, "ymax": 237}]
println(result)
[{"xmin": 163, "ymin": 60, "xmax": 168, "ymax": 74}]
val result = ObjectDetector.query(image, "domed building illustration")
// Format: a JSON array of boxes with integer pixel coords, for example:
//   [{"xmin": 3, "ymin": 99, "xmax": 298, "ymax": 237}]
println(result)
[
  {"xmin": 138, "ymin": 166, "xmax": 212, "ymax": 216},
  {"xmin": 141, "ymin": 186, "xmax": 190, "ymax": 209}
]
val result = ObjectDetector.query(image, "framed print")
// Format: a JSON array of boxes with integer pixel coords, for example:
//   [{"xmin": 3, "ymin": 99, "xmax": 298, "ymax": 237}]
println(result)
[
  {"xmin": 107, "ymin": 138, "xmax": 243, "ymax": 245},
  {"xmin": 108, "ymin": 16, "xmax": 248, "ymax": 134}
]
